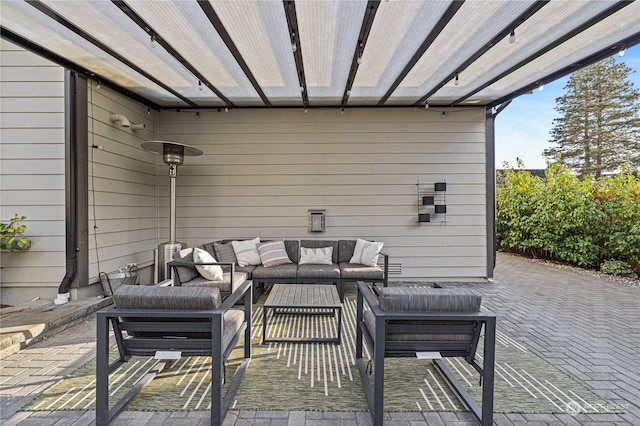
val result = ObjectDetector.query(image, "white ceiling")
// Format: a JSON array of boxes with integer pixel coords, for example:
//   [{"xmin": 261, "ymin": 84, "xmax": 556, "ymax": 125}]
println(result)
[{"xmin": 2, "ymin": 0, "xmax": 639, "ymax": 110}]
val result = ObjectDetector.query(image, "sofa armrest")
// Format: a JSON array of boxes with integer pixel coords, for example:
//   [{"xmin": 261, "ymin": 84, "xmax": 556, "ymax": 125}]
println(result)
[{"xmin": 167, "ymin": 260, "xmax": 235, "ymax": 286}]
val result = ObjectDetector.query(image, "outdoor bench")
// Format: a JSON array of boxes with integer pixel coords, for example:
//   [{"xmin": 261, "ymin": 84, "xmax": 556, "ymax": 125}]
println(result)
[{"xmin": 168, "ymin": 238, "xmax": 389, "ymax": 303}]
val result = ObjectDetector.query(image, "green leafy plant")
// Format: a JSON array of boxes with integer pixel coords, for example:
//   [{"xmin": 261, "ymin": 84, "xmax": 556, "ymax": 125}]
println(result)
[
  {"xmin": 600, "ymin": 259, "xmax": 638, "ymax": 277},
  {"xmin": 497, "ymin": 161, "xmax": 640, "ymax": 273},
  {"xmin": 1, "ymin": 214, "xmax": 30, "ymax": 251}
]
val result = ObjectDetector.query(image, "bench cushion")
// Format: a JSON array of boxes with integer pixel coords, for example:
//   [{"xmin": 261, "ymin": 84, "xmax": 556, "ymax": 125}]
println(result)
[
  {"xmin": 378, "ymin": 287, "xmax": 481, "ymax": 312},
  {"xmin": 113, "ymin": 284, "xmax": 221, "ymax": 310},
  {"xmin": 297, "ymin": 263, "xmax": 340, "ymax": 279},
  {"xmin": 340, "ymin": 263, "xmax": 384, "ymax": 280},
  {"xmin": 181, "ymin": 272, "xmax": 247, "ymax": 293},
  {"xmin": 252, "ymin": 263, "xmax": 298, "ymax": 279}
]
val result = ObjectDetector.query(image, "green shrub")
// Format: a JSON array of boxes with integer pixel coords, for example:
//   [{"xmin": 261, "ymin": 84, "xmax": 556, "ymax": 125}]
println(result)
[
  {"xmin": 600, "ymin": 259, "xmax": 637, "ymax": 277},
  {"xmin": 497, "ymin": 161, "xmax": 640, "ymax": 272}
]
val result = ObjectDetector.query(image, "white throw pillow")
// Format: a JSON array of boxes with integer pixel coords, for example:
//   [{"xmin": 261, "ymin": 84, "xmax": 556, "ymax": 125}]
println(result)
[
  {"xmin": 193, "ymin": 247, "xmax": 223, "ymax": 281},
  {"xmin": 231, "ymin": 237, "xmax": 262, "ymax": 267},
  {"xmin": 299, "ymin": 246, "xmax": 333, "ymax": 265},
  {"xmin": 349, "ymin": 238, "xmax": 383, "ymax": 267}
]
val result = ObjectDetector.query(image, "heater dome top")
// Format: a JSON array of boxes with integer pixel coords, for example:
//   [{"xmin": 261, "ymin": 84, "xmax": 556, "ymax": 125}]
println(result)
[{"xmin": 142, "ymin": 141, "xmax": 203, "ymax": 166}]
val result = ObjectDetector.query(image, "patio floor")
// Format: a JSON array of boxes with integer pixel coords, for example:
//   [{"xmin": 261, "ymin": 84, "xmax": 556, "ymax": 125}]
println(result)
[{"xmin": 1, "ymin": 252, "xmax": 638, "ymax": 425}]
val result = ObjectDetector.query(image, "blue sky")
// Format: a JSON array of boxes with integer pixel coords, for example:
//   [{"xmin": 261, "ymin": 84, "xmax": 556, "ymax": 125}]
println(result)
[{"xmin": 495, "ymin": 44, "xmax": 640, "ymax": 169}]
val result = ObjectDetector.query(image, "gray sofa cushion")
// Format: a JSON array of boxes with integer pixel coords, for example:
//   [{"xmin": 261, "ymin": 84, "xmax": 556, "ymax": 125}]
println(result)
[
  {"xmin": 180, "ymin": 271, "xmax": 247, "ymax": 293},
  {"xmin": 378, "ymin": 287, "xmax": 481, "ymax": 312},
  {"xmin": 300, "ymin": 240, "xmax": 339, "ymax": 263},
  {"xmin": 297, "ymin": 263, "xmax": 341, "ymax": 280},
  {"xmin": 213, "ymin": 242, "xmax": 237, "ymax": 264},
  {"xmin": 113, "ymin": 284, "xmax": 221, "ymax": 310},
  {"xmin": 338, "ymin": 240, "xmax": 357, "ymax": 263},
  {"xmin": 172, "ymin": 249, "xmax": 199, "ymax": 283},
  {"xmin": 363, "ymin": 310, "xmax": 476, "ymax": 344},
  {"xmin": 283, "ymin": 239, "xmax": 300, "ymax": 264},
  {"xmin": 112, "ymin": 285, "xmax": 244, "ymax": 353},
  {"xmin": 252, "ymin": 263, "xmax": 298, "ymax": 279},
  {"xmin": 339, "ymin": 263, "xmax": 383, "ymax": 280}
]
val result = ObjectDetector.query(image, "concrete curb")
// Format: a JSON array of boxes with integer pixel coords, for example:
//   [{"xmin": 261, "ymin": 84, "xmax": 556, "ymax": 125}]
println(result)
[{"xmin": 0, "ymin": 297, "xmax": 112, "ymax": 359}]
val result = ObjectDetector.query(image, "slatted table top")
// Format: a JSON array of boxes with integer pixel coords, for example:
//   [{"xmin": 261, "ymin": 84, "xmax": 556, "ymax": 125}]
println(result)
[{"xmin": 264, "ymin": 284, "xmax": 342, "ymax": 309}]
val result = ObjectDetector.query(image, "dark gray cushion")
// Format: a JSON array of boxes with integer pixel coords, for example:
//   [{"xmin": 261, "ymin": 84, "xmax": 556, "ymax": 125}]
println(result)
[
  {"xmin": 172, "ymin": 249, "xmax": 199, "ymax": 283},
  {"xmin": 181, "ymin": 272, "xmax": 247, "ymax": 293},
  {"xmin": 338, "ymin": 240, "xmax": 357, "ymax": 263},
  {"xmin": 283, "ymin": 240, "xmax": 300, "ymax": 264},
  {"xmin": 339, "ymin": 263, "xmax": 383, "ymax": 280},
  {"xmin": 297, "ymin": 263, "xmax": 340, "ymax": 279},
  {"xmin": 300, "ymin": 240, "xmax": 339, "ymax": 263},
  {"xmin": 252, "ymin": 263, "xmax": 298, "ymax": 279},
  {"xmin": 113, "ymin": 284, "xmax": 221, "ymax": 310},
  {"xmin": 235, "ymin": 265, "xmax": 256, "ymax": 279},
  {"xmin": 363, "ymin": 310, "xmax": 476, "ymax": 343},
  {"xmin": 378, "ymin": 287, "xmax": 481, "ymax": 312},
  {"xmin": 214, "ymin": 242, "xmax": 237, "ymax": 264},
  {"xmin": 198, "ymin": 242, "xmax": 216, "ymax": 257}
]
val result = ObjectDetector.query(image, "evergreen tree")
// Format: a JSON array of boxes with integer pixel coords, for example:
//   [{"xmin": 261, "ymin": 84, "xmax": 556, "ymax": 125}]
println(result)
[{"xmin": 544, "ymin": 57, "xmax": 640, "ymax": 178}]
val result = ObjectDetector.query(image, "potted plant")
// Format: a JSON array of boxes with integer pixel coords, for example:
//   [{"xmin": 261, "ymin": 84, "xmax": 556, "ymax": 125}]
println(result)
[{"xmin": 1, "ymin": 214, "xmax": 31, "ymax": 251}]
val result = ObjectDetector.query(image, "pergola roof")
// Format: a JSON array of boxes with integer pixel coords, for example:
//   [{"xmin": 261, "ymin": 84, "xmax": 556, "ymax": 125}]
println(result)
[{"xmin": 2, "ymin": 0, "xmax": 639, "ymax": 110}]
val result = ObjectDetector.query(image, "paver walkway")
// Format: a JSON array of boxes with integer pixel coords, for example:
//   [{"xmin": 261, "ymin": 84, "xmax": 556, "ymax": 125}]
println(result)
[{"xmin": 1, "ymin": 252, "xmax": 638, "ymax": 425}]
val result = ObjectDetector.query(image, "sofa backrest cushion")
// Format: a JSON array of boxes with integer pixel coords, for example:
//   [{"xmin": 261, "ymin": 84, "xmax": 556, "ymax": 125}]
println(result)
[
  {"xmin": 378, "ymin": 287, "xmax": 481, "ymax": 312},
  {"xmin": 338, "ymin": 240, "xmax": 357, "ymax": 263},
  {"xmin": 113, "ymin": 284, "xmax": 221, "ymax": 310},
  {"xmin": 214, "ymin": 241, "xmax": 237, "ymax": 264},
  {"xmin": 283, "ymin": 239, "xmax": 300, "ymax": 263},
  {"xmin": 300, "ymin": 240, "xmax": 339, "ymax": 263},
  {"xmin": 172, "ymin": 248, "xmax": 199, "ymax": 283}
]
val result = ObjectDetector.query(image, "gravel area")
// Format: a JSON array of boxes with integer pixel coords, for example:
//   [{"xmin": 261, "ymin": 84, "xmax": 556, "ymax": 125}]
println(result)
[{"xmin": 503, "ymin": 252, "xmax": 640, "ymax": 288}]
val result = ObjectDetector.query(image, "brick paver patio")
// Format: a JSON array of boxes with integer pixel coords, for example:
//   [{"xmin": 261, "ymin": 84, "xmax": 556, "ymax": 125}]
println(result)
[{"xmin": 1, "ymin": 252, "xmax": 638, "ymax": 425}]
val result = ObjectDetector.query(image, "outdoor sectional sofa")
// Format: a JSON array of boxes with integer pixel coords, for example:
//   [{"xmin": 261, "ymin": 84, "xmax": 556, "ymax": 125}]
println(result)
[{"xmin": 167, "ymin": 238, "xmax": 388, "ymax": 303}]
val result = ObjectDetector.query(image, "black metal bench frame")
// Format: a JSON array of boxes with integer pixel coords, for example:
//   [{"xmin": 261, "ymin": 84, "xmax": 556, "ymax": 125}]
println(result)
[
  {"xmin": 96, "ymin": 281, "xmax": 252, "ymax": 426},
  {"xmin": 355, "ymin": 281, "xmax": 496, "ymax": 426}
]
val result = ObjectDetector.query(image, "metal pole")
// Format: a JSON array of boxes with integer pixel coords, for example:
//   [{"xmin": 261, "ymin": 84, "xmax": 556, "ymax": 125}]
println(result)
[{"xmin": 169, "ymin": 164, "xmax": 177, "ymax": 244}]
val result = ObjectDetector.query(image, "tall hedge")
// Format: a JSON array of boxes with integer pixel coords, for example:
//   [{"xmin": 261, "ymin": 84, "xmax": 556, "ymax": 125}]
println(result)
[{"xmin": 496, "ymin": 162, "xmax": 640, "ymax": 271}]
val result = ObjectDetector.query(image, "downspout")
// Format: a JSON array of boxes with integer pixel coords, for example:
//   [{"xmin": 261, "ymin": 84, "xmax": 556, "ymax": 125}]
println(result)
[
  {"xmin": 54, "ymin": 71, "xmax": 79, "ymax": 305},
  {"xmin": 485, "ymin": 100, "xmax": 512, "ymax": 279}
]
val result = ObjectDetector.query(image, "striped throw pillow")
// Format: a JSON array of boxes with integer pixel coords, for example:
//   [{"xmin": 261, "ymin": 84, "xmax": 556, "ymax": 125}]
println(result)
[{"xmin": 257, "ymin": 239, "xmax": 293, "ymax": 268}]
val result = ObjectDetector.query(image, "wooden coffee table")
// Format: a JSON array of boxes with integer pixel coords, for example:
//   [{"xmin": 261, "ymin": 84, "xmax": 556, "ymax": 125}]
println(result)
[{"xmin": 262, "ymin": 284, "xmax": 342, "ymax": 344}]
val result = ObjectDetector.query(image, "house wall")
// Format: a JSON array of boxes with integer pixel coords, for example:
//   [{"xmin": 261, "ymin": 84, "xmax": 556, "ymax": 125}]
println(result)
[
  {"xmin": 0, "ymin": 40, "xmax": 159, "ymax": 305},
  {"xmin": 159, "ymin": 107, "xmax": 488, "ymax": 281},
  {"xmin": 0, "ymin": 39, "xmax": 66, "ymax": 305},
  {"xmin": 85, "ymin": 81, "xmax": 159, "ymax": 291}
]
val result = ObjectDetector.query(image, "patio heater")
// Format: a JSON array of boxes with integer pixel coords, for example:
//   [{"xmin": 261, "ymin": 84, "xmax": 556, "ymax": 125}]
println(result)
[{"xmin": 141, "ymin": 141, "xmax": 203, "ymax": 281}]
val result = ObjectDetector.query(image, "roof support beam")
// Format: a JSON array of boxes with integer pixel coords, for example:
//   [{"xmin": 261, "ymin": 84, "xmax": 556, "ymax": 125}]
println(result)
[
  {"xmin": 376, "ymin": 0, "xmax": 465, "ymax": 106},
  {"xmin": 111, "ymin": 0, "xmax": 233, "ymax": 108},
  {"xmin": 340, "ymin": 0, "xmax": 381, "ymax": 111},
  {"xmin": 197, "ymin": 1, "xmax": 271, "ymax": 107},
  {"xmin": 283, "ymin": 1, "xmax": 308, "ymax": 109},
  {"xmin": 0, "ymin": 27, "xmax": 160, "ymax": 109},
  {"xmin": 24, "ymin": 0, "xmax": 198, "ymax": 108},
  {"xmin": 414, "ymin": 0, "xmax": 549, "ymax": 108},
  {"xmin": 452, "ymin": 0, "xmax": 634, "ymax": 106},
  {"xmin": 487, "ymin": 30, "xmax": 640, "ymax": 109}
]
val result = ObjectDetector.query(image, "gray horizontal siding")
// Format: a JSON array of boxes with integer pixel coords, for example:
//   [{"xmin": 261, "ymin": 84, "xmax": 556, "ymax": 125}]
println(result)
[
  {"xmin": 159, "ymin": 107, "xmax": 488, "ymax": 280},
  {"xmin": 87, "ymin": 83, "xmax": 159, "ymax": 282},
  {"xmin": 0, "ymin": 40, "xmax": 65, "ymax": 304}
]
